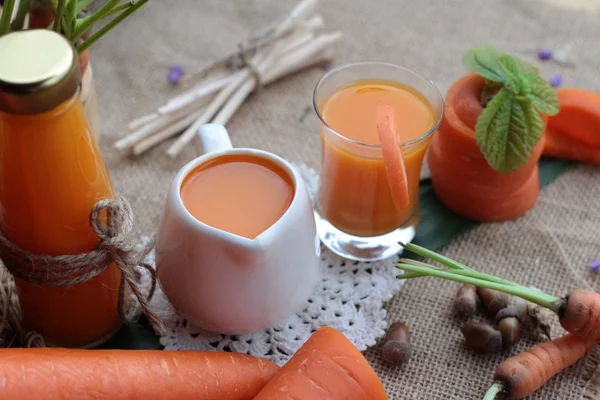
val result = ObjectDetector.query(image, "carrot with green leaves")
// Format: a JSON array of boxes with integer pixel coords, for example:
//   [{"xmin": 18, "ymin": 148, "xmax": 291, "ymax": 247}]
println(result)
[
  {"xmin": 483, "ymin": 333, "xmax": 595, "ymax": 399},
  {"xmin": 396, "ymin": 242, "xmax": 600, "ymax": 398},
  {"xmin": 397, "ymin": 242, "xmax": 600, "ymax": 343},
  {"xmin": 427, "ymin": 45, "xmax": 558, "ymax": 223},
  {"xmin": 0, "ymin": 348, "xmax": 279, "ymax": 400}
]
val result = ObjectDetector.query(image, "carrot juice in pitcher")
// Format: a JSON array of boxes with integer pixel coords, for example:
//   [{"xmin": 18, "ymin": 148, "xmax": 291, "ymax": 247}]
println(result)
[
  {"xmin": 181, "ymin": 154, "xmax": 295, "ymax": 239},
  {"xmin": 313, "ymin": 63, "xmax": 444, "ymax": 261},
  {"xmin": 155, "ymin": 123, "xmax": 320, "ymax": 334}
]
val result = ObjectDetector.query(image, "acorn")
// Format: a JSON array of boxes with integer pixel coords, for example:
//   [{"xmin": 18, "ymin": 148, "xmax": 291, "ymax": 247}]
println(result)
[
  {"xmin": 477, "ymin": 287, "xmax": 509, "ymax": 316},
  {"xmin": 462, "ymin": 321, "xmax": 502, "ymax": 353},
  {"xmin": 496, "ymin": 307, "xmax": 521, "ymax": 347},
  {"xmin": 381, "ymin": 321, "xmax": 412, "ymax": 366},
  {"xmin": 454, "ymin": 284, "xmax": 478, "ymax": 317}
]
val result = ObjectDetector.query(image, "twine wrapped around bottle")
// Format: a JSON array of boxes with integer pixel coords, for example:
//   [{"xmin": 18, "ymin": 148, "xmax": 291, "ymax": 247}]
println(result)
[{"xmin": 0, "ymin": 196, "xmax": 164, "ymax": 347}]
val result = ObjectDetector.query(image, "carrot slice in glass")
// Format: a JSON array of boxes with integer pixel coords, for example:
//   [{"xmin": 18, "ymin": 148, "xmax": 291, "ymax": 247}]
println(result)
[{"xmin": 376, "ymin": 103, "xmax": 410, "ymax": 211}]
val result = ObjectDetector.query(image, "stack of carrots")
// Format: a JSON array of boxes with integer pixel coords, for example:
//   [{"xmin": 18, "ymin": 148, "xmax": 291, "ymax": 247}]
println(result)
[
  {"xmin": 428, "ymin": 45, "xmax": 600, "ymax": 224},
  {"xmin": 543, "ymin": 88, "xmax": 600, "ymax": 165},
  {"xmin": 0, "ymin": 327, "xmax": 388, "ymax": 400},
  {"xmin": 429, "ymin": 80, "xmax": 600, "ymax": 222},
  {"xmin": 427, "ymin": 73, "xmax": 546, "ymax": 222}
]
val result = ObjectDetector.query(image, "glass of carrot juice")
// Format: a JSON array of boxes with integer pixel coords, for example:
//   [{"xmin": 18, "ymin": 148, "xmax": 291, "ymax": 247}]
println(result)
[{"xmin": 313, "ymin": 62, "xmax": 444, "ymax": 261}]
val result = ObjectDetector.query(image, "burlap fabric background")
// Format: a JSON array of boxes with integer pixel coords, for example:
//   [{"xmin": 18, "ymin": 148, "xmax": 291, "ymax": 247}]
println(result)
[{"xmin": 91, "ymin": 0, "xmax": 600, "ymax": 398}]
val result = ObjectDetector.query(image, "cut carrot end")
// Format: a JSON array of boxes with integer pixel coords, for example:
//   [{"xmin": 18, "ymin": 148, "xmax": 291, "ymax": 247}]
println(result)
[
  {"xmin": 543, "ymin": 88, "xmax": 600, "ymax": 165},
  {"xmin": 543, "ymin": 127, "xmax": 600, "ymax": 165},
  {"xmin": 547, "ymin": 88, "xmax": 600, "ymax": 148},
  {"xmin": 254, "ymin": 326, "xmax": 388, "ymax": 400},
  {"xmin": 376, "ymin": 103, "xmax": 410, "ymax": 211}
]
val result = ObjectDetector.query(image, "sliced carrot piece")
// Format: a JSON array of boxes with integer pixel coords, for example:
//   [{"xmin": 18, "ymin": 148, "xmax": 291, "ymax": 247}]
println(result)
[
  {"xmin": 253, "ymin": 327, "xmax": 387, "ymax": 400},
  {"xmin": 543, "ymin": 127, "xmax": 600, "ymax": 165},
  {"xmin": 376, "ymin": 103, "xmax": 410, "ymax": 211},
  {"xmin": 547, "ymin": 89, "xmax": 600, "ymax": 147}
]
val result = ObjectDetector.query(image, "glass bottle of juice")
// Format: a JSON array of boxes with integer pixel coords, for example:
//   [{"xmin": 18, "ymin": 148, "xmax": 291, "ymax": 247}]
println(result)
[{"xmin": 0, "ymin": 30, "xmax": 122, "ymax": 347}]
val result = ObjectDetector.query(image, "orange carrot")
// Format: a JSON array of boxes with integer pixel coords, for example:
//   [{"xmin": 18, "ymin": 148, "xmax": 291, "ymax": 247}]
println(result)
[
  {"xmin": 376, "ymin": 103, "xmax": 410, "ymax": 211},
  {"xmin": 546, "ymin": 88, "xmax": 600, "ymax": 148},
  {"xmin": 0, "ymin": 348, "xmax": 278, "ymax": 400},
  {"xmin": 254, "ymin": 327, "xmax": 387, "ymax": 400},
  {"xmin": 542, "ymin": 88, "xmax": 600, "ymax": 164},
  {"xmin": 559, "ymin": 289, "xmax": 600, "ymax": 342},
  {"xmin": 427, "ymin": 74, "xmax": 545, "ymax": 222},
  {"xmin": 483, "ymin": 333, "xmax": 596, "ymax": 399},
  {"xmin": 543, "ymin": 127, "xmax": 600, "ymax": 165}
]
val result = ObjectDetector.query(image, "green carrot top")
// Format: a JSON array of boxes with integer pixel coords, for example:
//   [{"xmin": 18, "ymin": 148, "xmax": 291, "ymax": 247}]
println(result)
[
  {"xmin": 0, "ymin": 0, "xmax": 149, "ymax": 53},
  {"xmin": 462, "ymin": 45, "xmax": 560, "ymax": 173}
]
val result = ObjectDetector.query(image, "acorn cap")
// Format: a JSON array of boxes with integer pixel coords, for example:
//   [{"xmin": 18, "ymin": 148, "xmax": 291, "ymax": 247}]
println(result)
[
  {"xmin": 495, "ymin": 306, "xmax": 521, "ymax": 323},
  {"xmin": 0, "ymin": 29, "xmax": 80, "ymax": 114}
]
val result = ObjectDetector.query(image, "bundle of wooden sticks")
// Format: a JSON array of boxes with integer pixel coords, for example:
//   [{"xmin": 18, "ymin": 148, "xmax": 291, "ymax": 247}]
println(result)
[{"xmin": 115, "ymin": 0, "xmax": 342, "ymax": 157}]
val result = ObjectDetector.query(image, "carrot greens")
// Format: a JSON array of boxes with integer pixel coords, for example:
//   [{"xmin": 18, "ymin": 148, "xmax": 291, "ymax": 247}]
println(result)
[
  {"xmin": 0, "ymin": 0, "xmax": 16, "ymax": 34},
  {"xmin": 483, "ymin": 382, "xmax": 504, "ymax": 400},
  {"xmin": 397, "ymin": 242, "xmax": 561, "ymax": 313},
  {"xmin": 0, "ymin": 0, "xmax": 149, "ymax": 53}
]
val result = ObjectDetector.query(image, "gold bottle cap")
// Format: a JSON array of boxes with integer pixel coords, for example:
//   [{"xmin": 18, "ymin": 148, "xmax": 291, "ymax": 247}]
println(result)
[{"xmin": 0, "ymin": 29, "xmax": 80, "ymax": 115}]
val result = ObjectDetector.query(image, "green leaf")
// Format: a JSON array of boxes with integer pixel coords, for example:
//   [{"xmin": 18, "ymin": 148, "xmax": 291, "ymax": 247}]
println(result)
[
  {"xmin": 475, "ymin": 88, "xmax": 545, "ymax": 173},
  {"xmin": 498, "ymin": 55, "xmax": 529, "ymax": 95},
  {"xmin": 526, "ymin": 74, "xmax": 560, "ymax": 115},
  {"xmin": 463, "ymin": 45, "xmax": 543, "ymax": 91},
  {"xmin": 475, "ymin": 87, "xmax": 513, "ymax": 166},
  {"xmin": 462, "ymin": 45, "xmax": 508, "ymax": 83},
  {"xmin": 510, "ymin": 54, "xmax": 539, "ymax": 76}
]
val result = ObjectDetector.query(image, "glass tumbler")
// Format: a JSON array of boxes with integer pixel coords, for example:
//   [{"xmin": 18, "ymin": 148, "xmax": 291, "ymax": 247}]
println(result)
[{"xmin": 313, "ymin": 62, "xmax": 444, "ymax": 261}]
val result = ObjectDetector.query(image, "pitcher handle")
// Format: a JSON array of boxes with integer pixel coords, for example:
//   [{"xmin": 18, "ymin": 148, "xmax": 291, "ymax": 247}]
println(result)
[{"xmin": 196, "ymin": 124, "xmax": 233, "ymax": 155}]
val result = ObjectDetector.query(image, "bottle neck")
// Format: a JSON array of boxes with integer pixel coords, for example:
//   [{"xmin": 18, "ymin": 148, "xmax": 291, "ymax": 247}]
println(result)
[{"xmin": 0, "ymin": 88, "xmax": 82, "ymax": 124}]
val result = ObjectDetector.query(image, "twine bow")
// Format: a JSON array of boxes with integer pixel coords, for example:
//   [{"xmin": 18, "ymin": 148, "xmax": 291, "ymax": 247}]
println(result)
[{"xmin": 0, "ymin": 196, "xmax": 164, "ymax": 346}]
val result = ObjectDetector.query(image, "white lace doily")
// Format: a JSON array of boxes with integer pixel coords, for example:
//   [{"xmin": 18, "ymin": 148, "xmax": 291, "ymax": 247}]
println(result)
[{"xmin": 141, "ymin": 164, "xmax": 405, "ymax": 366}]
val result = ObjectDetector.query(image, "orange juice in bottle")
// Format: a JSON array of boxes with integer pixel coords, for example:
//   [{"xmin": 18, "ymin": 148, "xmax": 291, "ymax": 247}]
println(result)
[{"xmin": 0, "ymin": 30, "xmax": 121, "ymax": 347}]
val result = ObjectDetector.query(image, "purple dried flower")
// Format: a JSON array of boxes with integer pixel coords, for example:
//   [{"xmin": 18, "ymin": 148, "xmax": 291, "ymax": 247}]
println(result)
[
  {"xmin": 168, "ymin": 65, "xmax": 185, "ymax": 85},
  {"xmin": 549, "ymin": 74, "xmax": 563, "ymax": 88},
  {"xmin": 590, "ymin": 258, "xmax": 600, "ymax": 272},
  {"xmin": 171, "ymin": 65, "xmax": 184, "ymax": 75},
  {"xmin": 538, "ymin": 49, "xmax": 553, "ymax": 60}
]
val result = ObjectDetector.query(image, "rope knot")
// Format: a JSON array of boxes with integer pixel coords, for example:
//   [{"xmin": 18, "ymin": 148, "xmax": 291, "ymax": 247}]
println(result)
[
  {"xmin": 91, "ymin": 197, "xmax": 139, "ymax": 267},
  {"xmin": 0, "ymin": 196, "xmax": 165, "ymax": 347}
]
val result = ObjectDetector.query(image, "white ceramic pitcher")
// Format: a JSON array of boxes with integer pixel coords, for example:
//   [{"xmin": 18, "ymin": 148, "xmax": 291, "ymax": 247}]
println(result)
[{"xmin": 155, "ymin": 124, "xmax": 320, "ymax": 334}]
